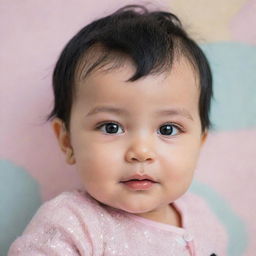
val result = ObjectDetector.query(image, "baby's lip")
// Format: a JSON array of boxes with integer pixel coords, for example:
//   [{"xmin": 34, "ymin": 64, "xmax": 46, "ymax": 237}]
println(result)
[{"xmin": 120, "ymin": 174, "xmax": 157, "ymax": 183}]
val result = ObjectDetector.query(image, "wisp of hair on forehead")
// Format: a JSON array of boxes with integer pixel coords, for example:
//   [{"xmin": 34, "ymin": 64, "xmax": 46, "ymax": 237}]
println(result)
[{"xmin": 47, "ymin": 4, "xmax": 213, "ymax": 133}]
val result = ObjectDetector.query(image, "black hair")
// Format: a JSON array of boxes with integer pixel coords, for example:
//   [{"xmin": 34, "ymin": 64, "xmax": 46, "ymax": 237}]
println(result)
[{"xmin": 47, "ymin": 4, "xmax": 213, "ymax": 133}]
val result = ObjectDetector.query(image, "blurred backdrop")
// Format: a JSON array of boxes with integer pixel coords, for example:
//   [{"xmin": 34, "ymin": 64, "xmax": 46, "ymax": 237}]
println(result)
[{"xmin": 0, "ymin": 0, "xmax": 255, "ymax": 255}]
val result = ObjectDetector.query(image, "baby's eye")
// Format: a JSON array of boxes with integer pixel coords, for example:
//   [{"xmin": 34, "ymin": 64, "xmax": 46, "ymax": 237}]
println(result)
[
  {"xmin": 97, "ymin": 122, "xmax": 124, "ymax": 134},
  {"xmin": 157, "ymin": 124, "xmax": 181, "ymax": 136}
]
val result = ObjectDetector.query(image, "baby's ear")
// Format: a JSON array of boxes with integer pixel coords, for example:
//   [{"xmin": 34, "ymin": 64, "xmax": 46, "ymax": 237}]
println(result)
[{"xmin": 52, "ymin": 118, "xmax": 76, "ymax": 165}]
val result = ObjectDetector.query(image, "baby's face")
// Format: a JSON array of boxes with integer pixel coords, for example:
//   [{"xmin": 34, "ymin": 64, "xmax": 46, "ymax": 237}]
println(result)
[{"xmin": 58, "ymin": 57, "xmax": 206, "ymax": 221}]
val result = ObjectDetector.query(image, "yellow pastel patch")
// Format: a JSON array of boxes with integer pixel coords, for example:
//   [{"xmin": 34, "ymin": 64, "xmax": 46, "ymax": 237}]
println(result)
[{"xmin": 168, "ymin": 0, "xmax": 247, "ymax": 42}]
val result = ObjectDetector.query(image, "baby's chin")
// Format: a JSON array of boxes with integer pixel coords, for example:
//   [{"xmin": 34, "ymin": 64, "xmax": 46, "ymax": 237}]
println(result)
[
  {"xmin": 118, "ymin": 205, "xmax": 154, "ymax": 214},
  {"xmin": 87, "ymin": 190, "xmax": 170, "ymax": 215},
  {"xmin": 92, "ymin": 196, "xmax": 156, "ymax": 214},
  {"xmin": 108, "ymin": 199, "xmax": 163, "ymax": 215}
]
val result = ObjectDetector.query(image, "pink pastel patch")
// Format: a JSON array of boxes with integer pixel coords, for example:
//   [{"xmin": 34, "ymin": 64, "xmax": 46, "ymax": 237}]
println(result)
[
  {"xmin": 230, "ymin": 0, "xmax": 256, "ymax": 44},
  {"xmin": 196, "ymin": 129, "xmax": 256, "ymax": 256}
]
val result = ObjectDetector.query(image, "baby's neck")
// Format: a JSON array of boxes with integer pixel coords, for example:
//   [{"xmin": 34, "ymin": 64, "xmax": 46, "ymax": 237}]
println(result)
[
  {"xmin": 135, "ymin": 203, "xmax": 182, "ymax": 228},
  {"xmin": 155, "ymin": 204, "xmax": 182, "ymax": 227},
  {"xmin": 166, "ymin": 204, "xmax": 182, "ymax": 227}
]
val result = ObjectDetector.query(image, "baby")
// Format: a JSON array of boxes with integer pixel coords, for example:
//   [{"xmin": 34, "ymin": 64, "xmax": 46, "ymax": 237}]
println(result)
[{"xmin": 8, "ymin": 4, "xmax": 227, "ymax": 256}]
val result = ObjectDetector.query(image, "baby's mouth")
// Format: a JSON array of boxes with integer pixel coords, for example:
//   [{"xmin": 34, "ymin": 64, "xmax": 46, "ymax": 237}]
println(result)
[
  {"xmin": 120, "ymin": 174, "xmax": 157, "ymax": 190},
  {"xmin": 121, "ymin": 179, "xmax": 156, "ymax": 190},
  {"xmin": 120, "ymin": 174, "xmax": 157, "ymax": 183}
]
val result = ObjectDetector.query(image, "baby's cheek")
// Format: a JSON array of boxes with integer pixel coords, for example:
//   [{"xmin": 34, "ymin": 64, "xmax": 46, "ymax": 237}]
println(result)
[
  {"xmin": 161, "ymin": 151, "xmax": 196, "ymax": 180},
  {"xmin": 76, "ymin": 145, "xmax": 120, "ymax": 175}
]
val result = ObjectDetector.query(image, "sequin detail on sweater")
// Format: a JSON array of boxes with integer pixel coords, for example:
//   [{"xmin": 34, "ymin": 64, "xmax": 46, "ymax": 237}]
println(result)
[{"xmin": 8, "ymin": 190, "xmax": 228, "ymax": 255}]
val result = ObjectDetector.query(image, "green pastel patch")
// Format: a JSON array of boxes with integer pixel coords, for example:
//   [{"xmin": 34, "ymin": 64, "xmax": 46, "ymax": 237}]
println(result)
[
  {"xmin": 0, "ymin": 160, "xmax": 42, "ymax": 256},
  {"xmin": 201, "ymin": 42, "xmax": 256, "ymax": 131}
]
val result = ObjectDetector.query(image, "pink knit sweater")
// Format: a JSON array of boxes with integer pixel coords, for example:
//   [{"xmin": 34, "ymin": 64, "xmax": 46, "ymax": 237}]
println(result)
[{"xmin": 8, "ymin": 190, "xmax": 228, "ymax": 256}]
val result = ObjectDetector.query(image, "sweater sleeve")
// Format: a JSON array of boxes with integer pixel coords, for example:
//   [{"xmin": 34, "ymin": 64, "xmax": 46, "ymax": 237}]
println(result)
[{"xmin": 8, "ymin": 192, "xmax": 103, "ymax": 256}]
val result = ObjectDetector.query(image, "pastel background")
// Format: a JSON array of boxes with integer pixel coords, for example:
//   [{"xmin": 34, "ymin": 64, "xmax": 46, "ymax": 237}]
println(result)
[{"xmin": 0, "ymin": 0, "xmax": 255, "ymax": 255}]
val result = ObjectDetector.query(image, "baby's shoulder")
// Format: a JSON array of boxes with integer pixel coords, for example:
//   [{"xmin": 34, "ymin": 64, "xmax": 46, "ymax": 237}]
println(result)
[
  {"xmin": 42, "ymin": 190, "xmax": 101, "ymax": 212},
  {"xmin": 25, "ymin": 190, "xmax": 106, "ymax": 232},
  {"xmin": 178, "ymin": 191, "xmax": 224, "ymax": 226},
  {"xmin": 177, "ymin": 191, "xmax": 229, "ymax": 255},
  {"xmin": 178, "ymin": 191, "xmax": 213, "ymax": 211},
  {"xmin": 8, "ymin": 191, "xmax": 107, "ymax": 255}
]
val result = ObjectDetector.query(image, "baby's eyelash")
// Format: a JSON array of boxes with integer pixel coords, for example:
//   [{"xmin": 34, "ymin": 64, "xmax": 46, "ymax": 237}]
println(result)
[
  {"xmin": 164, "ymin": 123, "xmax": 184, "ymax": 132},
  {"xmin": 158, "ymin": 123, "xmax": 184, "ymax": 136},
  {"xmin": 95, "ymin": 121, "xmax": 122, "ymax": 129},
  {"xmin": 95, "ymin": 121, "xmax": 185, "ymax": 136},
  {"xmin": 95, "ymin": 121, "xmax": 124, "ymax": 134}
]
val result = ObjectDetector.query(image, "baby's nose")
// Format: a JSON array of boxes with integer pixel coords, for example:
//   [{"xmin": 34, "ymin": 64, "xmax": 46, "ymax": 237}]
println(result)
[{"xmin": 125, "ymin": 138, "xmax": 156, "ymax": 163}]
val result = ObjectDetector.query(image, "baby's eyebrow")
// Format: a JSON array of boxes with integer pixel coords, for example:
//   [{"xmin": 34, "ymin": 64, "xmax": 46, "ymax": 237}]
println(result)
[
  {"xmin": 86, "ymin": 106, "xmax": 193, "ymax": 120},
  {"xmin": 156, "ymin": 109, "xmax": 194, "ymax": 121},
  {"xmin": 86, "ymin": 106, "xmax": 128, "ymax": 117}
]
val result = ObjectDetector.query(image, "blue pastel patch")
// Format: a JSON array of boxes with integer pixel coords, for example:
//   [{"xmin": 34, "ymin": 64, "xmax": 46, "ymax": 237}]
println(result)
[
  {"xmin": 0, "ymin": 160, "xmax": 42, "ymax": 256},
  {"xmin": 201, "ymin": 42, "xmax": 256, "ymax": 131}
]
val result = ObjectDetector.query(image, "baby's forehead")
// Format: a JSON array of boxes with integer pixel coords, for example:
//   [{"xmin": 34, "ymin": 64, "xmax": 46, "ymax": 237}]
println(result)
[
  {"xmin": 74, "ymin": 47, "xmax": 199, "ymax": 90},
  {"xmin": 74, "ymin": 57, "xmax": 200, "ymax": 108}
]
